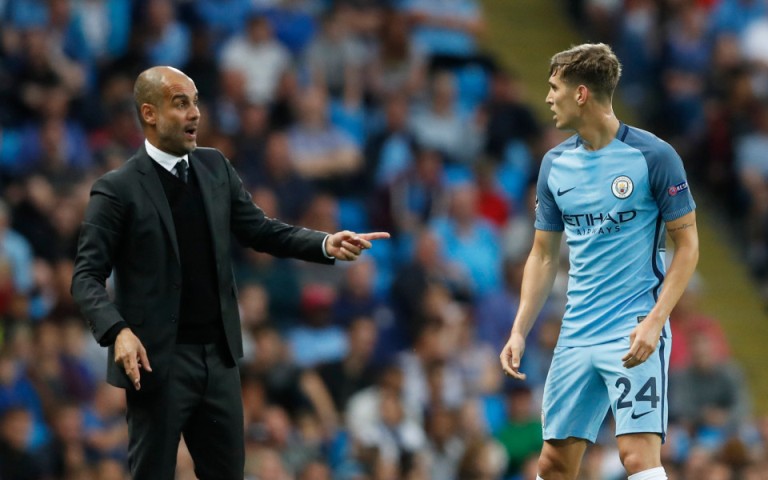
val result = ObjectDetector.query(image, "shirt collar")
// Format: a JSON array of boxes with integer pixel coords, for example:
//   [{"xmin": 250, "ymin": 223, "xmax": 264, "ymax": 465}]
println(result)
[{"xmin": 144, "ymin": 139, "xmax": 189, "ymax": 173}]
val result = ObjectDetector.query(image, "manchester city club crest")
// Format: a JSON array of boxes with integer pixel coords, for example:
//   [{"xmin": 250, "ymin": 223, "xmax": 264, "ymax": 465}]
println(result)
[{"xmin": 611, "ymin": 175, "xmax": 634, "ymax": 199}]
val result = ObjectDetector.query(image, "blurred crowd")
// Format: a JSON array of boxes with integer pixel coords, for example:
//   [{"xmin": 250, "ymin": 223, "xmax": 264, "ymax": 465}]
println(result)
[{"xmin": 0, "ymin": 0, "xmax": 765, "ymax": 479}]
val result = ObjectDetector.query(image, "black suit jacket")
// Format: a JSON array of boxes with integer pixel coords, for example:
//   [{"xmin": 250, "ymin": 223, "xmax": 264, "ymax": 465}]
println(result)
[{"xmin": 71, "ymin": 146, "xmax": 333, "ymax": 391}]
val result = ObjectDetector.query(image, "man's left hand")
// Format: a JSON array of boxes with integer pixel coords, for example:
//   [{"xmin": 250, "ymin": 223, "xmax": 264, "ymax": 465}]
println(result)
[{"xmin": 325, "ymin": 230, "xmax": 390, "ymax": 261}]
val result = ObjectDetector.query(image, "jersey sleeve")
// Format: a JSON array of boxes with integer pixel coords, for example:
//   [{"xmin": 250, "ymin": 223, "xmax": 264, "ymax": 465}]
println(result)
[
  {"xmin": 646, "ymin": 140, "xmax": 696, "ymax": 222},
  {"xmin": 534, "ymin": 154, "xmax": 564, "ymax": 231}
]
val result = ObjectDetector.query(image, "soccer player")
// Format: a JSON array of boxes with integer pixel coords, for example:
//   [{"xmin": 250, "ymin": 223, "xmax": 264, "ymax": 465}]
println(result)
[{"xmin": 499, "ymin": 43, "xmax": 699, "ymax": 480}]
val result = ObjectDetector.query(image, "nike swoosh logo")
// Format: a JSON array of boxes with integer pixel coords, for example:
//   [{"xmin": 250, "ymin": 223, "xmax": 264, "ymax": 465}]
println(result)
[
  {"xmin": 557, "ymin": 187, "xmax": 576, "ymax": 196},
  {"xmin": 630, "ymin": 410, "xmax": 654, "ymax": 419}
]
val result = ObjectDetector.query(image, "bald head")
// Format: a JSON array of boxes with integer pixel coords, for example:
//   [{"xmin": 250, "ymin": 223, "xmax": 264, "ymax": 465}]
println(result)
[
  {"xmin": 133, "ymin": 66, "xmax": 200, "ymax": 155},
  {"xmin": 134, "ymin": 66, "xmax": 191, "ymax": 125}
]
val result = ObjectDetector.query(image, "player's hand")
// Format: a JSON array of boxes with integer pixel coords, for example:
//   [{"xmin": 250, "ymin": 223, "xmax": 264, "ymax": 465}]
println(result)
[
  {"xmin": 500, "ymin": 332, "xmax": 527, "ymax": 380},
  {"xmin": 114, "ymin": 328, "xmax": 152, "ymax": 390},
  {"xmin": 622, "ymin": 316, "xmax": 663, "ymax": 368},
  {"xmin": 325, "ymin": 231, "xmax": 390, "ymax": 261}
]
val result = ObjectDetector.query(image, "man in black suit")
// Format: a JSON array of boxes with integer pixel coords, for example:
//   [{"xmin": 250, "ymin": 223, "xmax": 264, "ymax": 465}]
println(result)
[{"xmin": 71, "ymin": 66, "xmax": 389, "ymax": 480}]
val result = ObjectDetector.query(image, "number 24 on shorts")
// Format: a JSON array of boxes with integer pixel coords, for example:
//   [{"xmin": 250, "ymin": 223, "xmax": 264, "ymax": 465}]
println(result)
[{"xmin": 616, "ymin": 376, "xmax": 660, "ymax": 418}]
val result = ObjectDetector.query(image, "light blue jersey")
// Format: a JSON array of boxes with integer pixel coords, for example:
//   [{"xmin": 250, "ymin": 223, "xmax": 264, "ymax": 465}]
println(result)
[{"xmin": 535, "ymin": 123, "xmax": 696, "ymax": 346}]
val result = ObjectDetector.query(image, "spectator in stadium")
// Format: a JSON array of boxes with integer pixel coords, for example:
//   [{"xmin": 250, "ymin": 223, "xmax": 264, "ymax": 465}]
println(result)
[
  {"xmin": 298, "ymin": 458, "xmax": 333, "ymax": 480},
  {"xmin": 27, "ymin": 321, "xmax": 79, "ymax": 413},
  {"xmin": 669, "ymin": 333, "xmax": 751, "ymax": 446},
  {"xmin": 245, "ymin": 130, "xmax": 315, "ymax": 224},
  {"xmin": 316, "ymin": 315, "xmax": 380, "ymax": 415},
  {"xmin": 657, "ymin": 2, "xmax": 709, "ymax": 142},
  {"xmin": 734, "ymin": 100, "xmax": 768, "ymax": 280},
  {"xmin": 423, "ymin": 405, "xmax": 465, "ymax": 480},
  {"xmin": 14, "ymin": 26, "xmax": 86, "ymax": 120},
  {"xmin": 354, "ymin": 384, "xmax": 427, "ymax": 477},
  {"xmin": 286, "ymin": 283, "xmax": 347, "ymax": 368},
  {"xmin": 70, "ymin": 66, "xmax": 388, "ymax": 479},
  {"xmin": 46, "ymin": 0, "xmax": 92, "ymax": 68},
  {"xmin": 399, "ymin": 321, "xmax": 466, "ymax": 416},
  {"xmin": 345, "ymin": 363, "xmax": 417, "ymax": 443},
  {"xmin": 482, "ymin": 69, "xmax": 543, "ymax": 161},
  {"xmin": 88, "ymin": 106, "xmax": 140, "ymax": 176},
  {"xmin": 429, "ymin": 181, "xmax": 502, "ymax": 296},
  {"xmin": 475, "ymin": 257, "xmax": 528, "ymax": 356},
  {"xmin": 495, "ymin": 383, "xmax": 544, "ymax": 478},
  {"xmin": 71, "ymin": 0, "xmax": 132, "ymax": 67},
  {"xmin": 251, "ymin": 405, "xmax": 323, "ymax": 476},
  {"xmin": 456, "ymin": 436, "xmax": 508, "ymax": 480},
  {"xmin": 0, "ymin": 405, "xmax": 44, "ymax": 480},
  {"xmin": 390, "ymin": 229, "xmax": 472, "ymax": 343},
  {"xmin": 400, "ymin": 0, "xmax": 485, "ymax": 68},
  {"xmin": 81, "ymin": 383, "xmax": 128, "ymax": 464},
  {"xmin": 206, "ymin": 69, "xmax": 249, "ymax": 136},
  {"xmin": 333, "ymin": 260, "xmax": 406, "ymax": 365},
  {"xmin": 287, "ymin": 86, "xmax": 364, "ymax": 197},
  {"xmin": 229, "ymin": 103, "xmax": 269, "ymax": 186},
  {"xmin": 668, "ymin": 278, "xmax": 730, "ymax": 372},
  {"xmin": 37, "ymin": 401, "xmax": 92, "ymax": 479},
  {"xmin": 331, "ymin": 257, "xmax": 391, "ymax": 327},
  {"xmin": 409, "ymin": 70, "xmax": 483, "ymax": 166},
  {"xmin": 261, "ymin": 0, "xmax": 318, "ymax": 58},
  {"xmin": 140, "ymin": 0, "xmax": 191, "ymax": 68},
  {"xmin": 235, "ymin": 251, "xmax": 302, "ymax": 328},
  {"xmin": 379, "ymin": 146, "xmax": 450, "ymax": 238},
  {"xmin": 364, "ymin": 93, "xmax": 418, "ymax": 193},
  {"xmin": 245, "ymin": 324, "xmax": 339, "ymax": 433},
  {"xmin": 0, "ymin": 344, "xmax": 49, "ymax": 449},
  {"xmin": 709, "ymin": 0, "xmax": 767, "ymax": 39},
  {"xmin": 14, "ymin": 86, "xmax": 94, "ymax": 183},
  {"xmin": 0, "ymin": 200, "xmax": 34, "ymax": 299},
  {"xmin": 367, "ymin": 10, "xmax": 428, "ymax": 101},
  {"xmin": 219, "ymin": 11, "xmax": 292, "ymax": 105},
  {"xmin": 179, "ymin": 27, "xmax": 220, "ymax": 105},
  {"xmin": 192, "ymin": 0, "xmax": 254, "ymax": 54},
  {"xmin": 303, "ymin": 8, "xmax": 369, "ymax": 100},
  {"xmin": 499, "ymin": 43, "xmax": 699, "ymax": 480},
  {"xmin": 11, "ymin": 176, "xmax": 62, "ymax": 265}
]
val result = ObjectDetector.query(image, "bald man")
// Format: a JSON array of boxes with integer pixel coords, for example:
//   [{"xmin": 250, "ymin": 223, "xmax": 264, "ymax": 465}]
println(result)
[{"xmin": 71, "ymin": 66, "xmax": 388, "ymax": 479}]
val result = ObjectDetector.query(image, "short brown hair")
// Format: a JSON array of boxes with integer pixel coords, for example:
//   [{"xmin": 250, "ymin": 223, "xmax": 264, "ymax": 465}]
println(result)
[{"xmin": 549, "ymin": 43, "xmax": 622, "ymax": 100}]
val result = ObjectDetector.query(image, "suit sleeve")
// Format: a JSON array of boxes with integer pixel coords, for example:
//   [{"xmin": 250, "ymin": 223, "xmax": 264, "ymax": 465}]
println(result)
[
  {"xmin": 71, "ymin": 175, "xmax": 128, "ymax": 345},
  {"xmin": 224, "ymin": 156, "xmax": 334, "ymax": 264}
]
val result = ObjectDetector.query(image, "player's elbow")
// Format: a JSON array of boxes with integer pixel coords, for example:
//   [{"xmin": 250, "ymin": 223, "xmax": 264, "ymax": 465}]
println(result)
[
  {"xmin": 683, "ymin": 237, "xmax": 700, "ymax": 270},
  {"xmin": 674, "ymin": 233, "xmax": 699, "ymax": 270}
]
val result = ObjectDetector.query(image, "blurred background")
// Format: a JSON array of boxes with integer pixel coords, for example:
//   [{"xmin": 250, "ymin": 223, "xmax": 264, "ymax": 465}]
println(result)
[{"xmin": 0, "ymin": 0, "xmax": 767, "ymax": 479}]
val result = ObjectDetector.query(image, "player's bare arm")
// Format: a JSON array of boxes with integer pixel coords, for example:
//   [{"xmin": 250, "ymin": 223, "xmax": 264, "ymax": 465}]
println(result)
[
  {"xmin": 500, "ymin": 229, "xmax": 562, "ymax": 379},
  {"xmin": 623, "ymin": 211, "xmax": 699, "ymax": 368}
]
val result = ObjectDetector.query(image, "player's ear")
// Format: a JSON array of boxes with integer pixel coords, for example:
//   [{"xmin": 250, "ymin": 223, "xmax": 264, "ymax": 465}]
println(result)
[{"xmin": 576, "ymin": 85, "xmax": 588, "ymax": 106}]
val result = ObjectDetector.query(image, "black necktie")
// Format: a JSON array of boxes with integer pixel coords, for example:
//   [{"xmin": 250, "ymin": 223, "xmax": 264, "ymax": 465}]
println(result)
[{"xmin": 175, "ymin": 159, "xmax": 188, "ymax": 183}]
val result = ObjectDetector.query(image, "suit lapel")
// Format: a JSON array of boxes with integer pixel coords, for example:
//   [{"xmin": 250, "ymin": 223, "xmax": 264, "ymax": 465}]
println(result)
[
  {"xmin": 136, "ymin": 149, "xmax": 181, "ymax": 264},
  {"xmin": 190, "ymin": 151, "xmax": 225, "ymax": 264}
]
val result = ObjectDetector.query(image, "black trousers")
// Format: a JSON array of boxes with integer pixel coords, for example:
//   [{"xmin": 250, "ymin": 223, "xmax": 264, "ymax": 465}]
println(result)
[{"xmin": 125, "ymin": 343, "xmax": 244, "ymax": 480}]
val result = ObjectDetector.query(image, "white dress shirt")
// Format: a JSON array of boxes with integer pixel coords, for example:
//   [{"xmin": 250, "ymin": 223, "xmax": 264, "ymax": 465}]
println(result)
[{"xmin": 145, "ymin": 139, "xmax": 188, "ymax": 173}]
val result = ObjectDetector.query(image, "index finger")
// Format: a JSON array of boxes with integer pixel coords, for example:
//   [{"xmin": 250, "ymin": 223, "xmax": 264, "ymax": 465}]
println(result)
[
  {"xmin": 124, "ymin": 355, "xmax": 141, "ymax": 386},
  {"xmin": 622, "ymin": 339, "xmax": 638, "ymax": 363},
  {"xmin": 621, "ymin": 345, "xmax": 637, "ymax": 362},
  {"xmin": 622, "ymin": 346, "xmax": 640, "ymax": 368},
  {"xmin": 138, "ymin": 346, "xmax": 152, "ymax": 372},
  {"xmin": 504, "ymin": 366, "xmax": 527, "ymax": 380},
  {"xmin": 500, "ymin": 353, "xmax": 526, "ymax": 380},
  {"xmin": 356, "ymin": 232, "xmax": 391, "ymax": 242}
]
